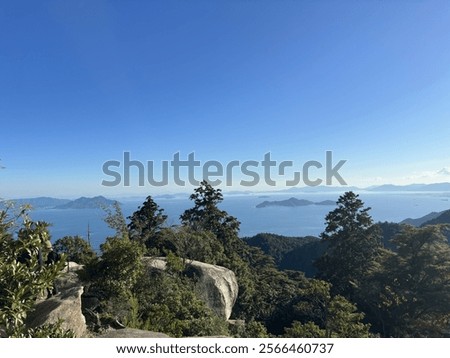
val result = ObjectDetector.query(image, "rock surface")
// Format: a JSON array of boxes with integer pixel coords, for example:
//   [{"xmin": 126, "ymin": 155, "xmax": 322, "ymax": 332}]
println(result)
[
  {"xmin": 98, "ymin": 328, "xmax": 170, "ymax": 338},
  {"xmin": 143, "ymin": 257, "xmax": 238, "ymax": 320},
  {"xmin": 65, "ymin": 261, "xmax": 84, "ymax": 272},
  {"xmin": 26, "ymin": 271, "xmax": 87, "ymax": 337}
]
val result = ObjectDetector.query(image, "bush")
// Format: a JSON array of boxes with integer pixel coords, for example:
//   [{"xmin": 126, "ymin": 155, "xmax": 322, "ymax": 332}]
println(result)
[
  {"xmin": 54, "ymin": 235, "xmax": 96, "ymax": 265},
  {"xmin": 0, "ymin": 210, "xmax": 66, "ymax": 337}
]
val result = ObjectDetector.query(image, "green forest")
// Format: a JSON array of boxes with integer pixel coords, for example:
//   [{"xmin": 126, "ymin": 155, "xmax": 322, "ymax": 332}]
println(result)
[{"xmin": 2, "ymin": 181, "xmax": 450, "ymax": 338}]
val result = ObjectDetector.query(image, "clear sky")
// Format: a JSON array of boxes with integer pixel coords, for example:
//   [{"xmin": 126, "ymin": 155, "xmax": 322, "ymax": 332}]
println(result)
[{"xmin": 1, "ymin": 0, "xmax": 450, "ymax": 198}]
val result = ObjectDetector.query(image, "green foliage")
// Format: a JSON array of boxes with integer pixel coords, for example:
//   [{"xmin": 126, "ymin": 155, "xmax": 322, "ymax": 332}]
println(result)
[
  {"xmin": 165, "ymin": 251, "xmax": 185, "ymax": 275},
  {"xmin": 178, "ymin": 181, "xmax": 265, "ymax": 322},
  {"xmin": 82, "ymin": 230, "xmax": 228, "ymax": 337},
  {"xmin": 127, "ymin": 196, "xmax": 168, "ymax": 251},
  {"xmin": 279, "ymin": 240, "xmax": 326, "ymax": 277},
  {"xmin": 14, "ymin": 320, "xmax": 75, "ymax": 338},
  {"xmin": 0, "ymin": 208, "xmax": 14, "ymax": 255},
  {"xmin": 421, "ymin": 209, "xmax": 450, "ymax": 226},
  {"xmin": 54, "ymin": 235, "xmax": 96, "ymax": 265},
  {"xmin": 103, "ymin": 201, "xmax": 129, "ymax": 239},
  {"xmin": 0, "ymin": 210, "xmax": 66, "ymax": 337},
  {"xmin": 237, "ymin": 245, "xmax": 301, "ymax": 331},
  {"xmin": 285, "ymin": 279, "xmax": 370, "ymax": 338},
  {"xmin": 363, "ymin": 225, "xmax": 450, "ymax": 337},
  {"xmin": 181, "ymin": 180, "xmax": 240, "ymax": 247},
  {"xmin": 230, "ymin": 320, "xmax": 269, "ymax": 338},
  {"xmin": 283, "ymin": 321, "xmax": 325, "ymax": 338},
  {"xmin": 326, "ymin": 295, "xmax": 370, "ymax": 337},
  {"xmin": 122, "ymin": 295, "xmax": 142, "ymax": 329},
  {"xmin": 83, "ymin": 237, "xmax": 144, "ymax": 299},
  {"xmin": 315, "ymin": 191, "xmax": 382, "ymax": 298},
  {"xmin": 159, "ymin": 226, "xmax": 225, "ymax": 265},
  {"xmin": 375, "ymin": 221, "xmax": 405, "ymax": 250},
  {"xmin": 243, "ymin": 233, "xmax": 318, "ymax": 266},
  {"xmin": 80, "ymin": 236, "xmax": 145, "ymax": 334},
  {"xmin": 131, "ymin": 269, "xmax": 228, "ymax": 337},
  {"xmin": 178, "ymin": 182, "xmax": 315, "ymax": 332}
]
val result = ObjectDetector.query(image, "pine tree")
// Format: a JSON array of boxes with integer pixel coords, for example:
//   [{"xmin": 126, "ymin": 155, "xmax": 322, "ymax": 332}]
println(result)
[
  {"xmin": 315, "ymin": 191, "xmax": 382, "ymax": 298},
  {"xmin": 127, "ymin": 196, "xmax": 167, "ymax": 251},
  {"xmin": 180, "ymin": 180, "xmax": 240, "ymax": 244}
]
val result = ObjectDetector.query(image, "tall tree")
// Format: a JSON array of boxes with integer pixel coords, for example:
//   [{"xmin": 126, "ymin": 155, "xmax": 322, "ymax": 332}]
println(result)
[
  {"xmin": 180, "ymin": 180, "xmax": 240, "ymax": 249},
  {"xmin": 180, "ymin": 182, "xmax": 260, "ymax": 320},
  {"xmin": 127, "ymin": 196, "xmax": 167, "ymax": 250},
  {"xmin": 103, "ymin": 201, "xmax": 129, "ymax": 239},
  {"xmin": 315, "ymin": 191, "xmax": 382, "ymax": 298}
]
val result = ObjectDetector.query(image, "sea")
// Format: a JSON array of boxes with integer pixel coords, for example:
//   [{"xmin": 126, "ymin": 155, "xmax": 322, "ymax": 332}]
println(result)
[{"xmin": 28, "ymin": 191, "xmax": 450, "ymax": 252}]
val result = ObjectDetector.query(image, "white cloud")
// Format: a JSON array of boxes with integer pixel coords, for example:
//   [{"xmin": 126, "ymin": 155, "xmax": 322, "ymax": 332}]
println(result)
[
  {"xmin": 437, "ymin": 167, "xmax": 450, "ymax": 176},
  {"xmin": 396, "ymin": 167, "xmax": 450, "ymax": 184},
  {"xmin": 349, "ymin": 168, "xmax": 450, "ymax": 187}
]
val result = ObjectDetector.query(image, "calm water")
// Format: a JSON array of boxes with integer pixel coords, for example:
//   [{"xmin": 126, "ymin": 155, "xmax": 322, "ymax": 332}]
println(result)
[{"xmin": 29, "ymin": 191, "xmax": 450, "ymax": 251}]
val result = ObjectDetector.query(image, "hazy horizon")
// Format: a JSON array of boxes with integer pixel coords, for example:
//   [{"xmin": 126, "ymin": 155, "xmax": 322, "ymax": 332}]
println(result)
[{"xmin": 3, "ymin": 181, "xmax": 450, "ymax": 201}]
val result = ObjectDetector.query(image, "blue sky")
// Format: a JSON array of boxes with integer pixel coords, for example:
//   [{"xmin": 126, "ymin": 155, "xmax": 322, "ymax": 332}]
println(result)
[{"xmin": 1, "ymin": 0, "xmax": 450, "ymax": 198}]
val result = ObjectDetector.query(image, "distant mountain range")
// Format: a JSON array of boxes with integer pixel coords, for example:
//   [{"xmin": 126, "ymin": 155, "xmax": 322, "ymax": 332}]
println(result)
[
  {"xmin": 401, "ymin": 209, "xmax": 450, "ymax": 227},
  {"xmin": 281, "ymin": 182, "xmax": 450, "ymax": 193},
  {"xmin": 2, "ymin": 182, "xmax": 449, "ymax": 210},
  {"xmin": 366, "ymin": 183, "xmax": 450, "ymax": 192},
  {"xmin": 1, "ymin": 196, "xmax": 117, "ymax": 210},
  {"xmin": 256, "ymin": 197, "xmax": 335, "ymax": 208},
  {"xmin": 3, "ymin": 197, "xmax": 71, "ymax": 209},
  {"xmin": 223, "ymin": 182, "xmax": 450, "ymax": 196},
  {"xmin": 279, "ymin": 186, "xmax": 360, "ymax": 193}
]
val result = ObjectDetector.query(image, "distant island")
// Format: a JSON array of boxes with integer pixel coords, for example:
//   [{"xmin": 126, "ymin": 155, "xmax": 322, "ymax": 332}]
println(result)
[
  {"xmin": 55, "ymin": 196, "xmax": 117, "ymax": 209},
  {"xmin": 1, "ymin": 196, "xmax": 118, "ymax": 210},
  {"xmin": 367, "ymin": 182, "xmax": 450, "ymax": 192},
  {"xmin": 256, "ymin": 197, "xmax": 335, "ymax": 208}
]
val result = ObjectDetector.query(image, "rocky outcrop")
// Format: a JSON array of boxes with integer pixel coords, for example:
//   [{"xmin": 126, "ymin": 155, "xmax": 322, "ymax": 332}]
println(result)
[
  {"xmin": 26, "ymin": 271, "xmax": 87, "ymax": 337},
  {"xmin": 65, "ymin": 261, "xmax": 84, "ymax": 272},
  {"xmin": 23, "ymin": 257, "xmax": 238, "ymax": 337},
  {"xmin": 143, "ymin": 257, "xmax": 238, "ymax": 320},
  {"xmin": 98, "ymin": 328, "xmax": 169, "ymax": 338}
]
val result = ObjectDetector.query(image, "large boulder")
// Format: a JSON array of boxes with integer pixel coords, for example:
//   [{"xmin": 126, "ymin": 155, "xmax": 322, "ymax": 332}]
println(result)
[
  {"xmin": 143, "ymin": 257, "xmax": 238, "ymax": 320},
  {"xmin": 26, "ymin": 271, "xmax": 87, "ymax": 337}
]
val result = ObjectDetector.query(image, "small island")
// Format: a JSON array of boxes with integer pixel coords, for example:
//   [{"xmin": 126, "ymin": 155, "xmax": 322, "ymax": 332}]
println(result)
[{"xmin": 256, "ymin": 197, "xmax": 335, "ymax": 208}]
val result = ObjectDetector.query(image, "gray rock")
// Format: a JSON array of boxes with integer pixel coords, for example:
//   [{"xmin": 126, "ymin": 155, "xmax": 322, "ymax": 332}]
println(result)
[
  {"xmin": 65, "ymin": 261, "xmax": 84, "ymax": 272},
  {"xmin": 143, "ymin": 257, "xmax": 238, "ymax": 320},
  {"xmin": 26, "ymin": 272, "xmax": 87, "ymax": 337},
  {"xmin": 98, "ymin": 328, "xmax": 170, "ymax": 338},
  {"xmin": 55, "ymin": 271, "xmax": 82, "ymax": 291}
]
